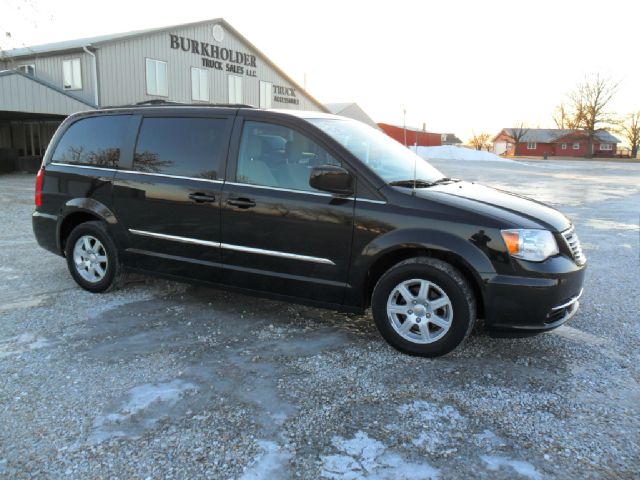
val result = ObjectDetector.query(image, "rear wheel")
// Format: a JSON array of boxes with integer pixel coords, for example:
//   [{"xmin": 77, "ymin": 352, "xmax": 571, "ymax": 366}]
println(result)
[
  {"xmin": 65, "ymin": 221, "xmax": 122, "ymax": 293},
  {"xmin": 371, "ymin": 257, "xmax": 476, "ymax": 357}
]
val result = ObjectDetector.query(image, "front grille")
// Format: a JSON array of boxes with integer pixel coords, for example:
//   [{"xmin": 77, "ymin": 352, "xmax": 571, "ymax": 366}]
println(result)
[{"xmin": 562, "ymin": 226, "xmax": 586, "ymax": 265}]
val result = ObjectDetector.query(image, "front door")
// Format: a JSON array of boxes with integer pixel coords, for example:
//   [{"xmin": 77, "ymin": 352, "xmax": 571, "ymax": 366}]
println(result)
[
  {"xmin": 112, "ymin": 114, "xmax": 233, "ymax": 283},
  {"xmin": 220, "ymin": 117, "xmax": 355, "ymax": 305}
]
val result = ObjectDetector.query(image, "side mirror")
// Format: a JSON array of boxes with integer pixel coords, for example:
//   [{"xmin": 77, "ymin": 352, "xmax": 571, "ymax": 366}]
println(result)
[{"xmin": 309, "ymin": 165, "xmax": 354, "ymax": 196}]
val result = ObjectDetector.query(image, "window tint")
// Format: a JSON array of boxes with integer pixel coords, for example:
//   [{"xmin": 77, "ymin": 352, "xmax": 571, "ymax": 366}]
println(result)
[
  {"xmin": 133, "ymin": 117, "xmax": 227, "ymax": 179},
  {"xmin": 236, "ymin": 121, "xmax": 340, "ymax": 192},
  {"xmin": 52, "ymin": 115, "xmax": 129, "ymax": 167}
]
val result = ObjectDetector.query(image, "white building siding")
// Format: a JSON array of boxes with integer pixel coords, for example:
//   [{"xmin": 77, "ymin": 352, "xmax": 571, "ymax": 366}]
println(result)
[
  {"xmin": 95, "ymin": 21, "xmax": 321, "ymax": 110},
  {"xmin": 0, "ymin": 52, "xmax": 97, "ymax": 106}
]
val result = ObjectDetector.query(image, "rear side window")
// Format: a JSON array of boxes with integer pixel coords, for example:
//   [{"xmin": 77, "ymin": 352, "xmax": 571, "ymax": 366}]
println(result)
[
  {"xmin": 133, "ymin": 117, "xmax": 227, "ymax": 180},
  {"xmin": 52, "ymin": 115, "xmax": 129, "ymax": 167}
]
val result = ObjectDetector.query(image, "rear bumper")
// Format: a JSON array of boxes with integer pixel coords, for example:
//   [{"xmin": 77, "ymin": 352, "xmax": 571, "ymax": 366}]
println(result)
[
  {"xmin": 32, "ymin": 211, "xmax": 61, "ymax": 255},
  {"xmin": 482, "ymin": 258, "xmax": 586, "ymax": 336}
]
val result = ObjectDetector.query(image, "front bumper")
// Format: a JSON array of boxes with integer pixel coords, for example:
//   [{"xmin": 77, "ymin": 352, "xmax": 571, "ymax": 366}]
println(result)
[{"xmin": 482, "ymin": 256, "xmax": 586, "ymax": 336}]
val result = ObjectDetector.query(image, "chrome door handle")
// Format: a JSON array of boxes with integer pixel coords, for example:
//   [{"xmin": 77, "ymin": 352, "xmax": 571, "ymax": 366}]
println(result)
[
  {"xmin": 227, "ymin": 198, "xmax": 256, "ymax": 209},
  {"xmin": 188, "ymin": 192, "xmax": 216, "ymax": 203}
]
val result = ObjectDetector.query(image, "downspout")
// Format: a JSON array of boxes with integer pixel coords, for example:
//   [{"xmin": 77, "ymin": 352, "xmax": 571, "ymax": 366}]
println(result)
[{"xmin": 82, "ymin": 46, "xmax": 99, "ymax": 108}]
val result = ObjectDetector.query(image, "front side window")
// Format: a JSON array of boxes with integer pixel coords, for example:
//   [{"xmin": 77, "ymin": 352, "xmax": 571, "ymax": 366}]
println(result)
[
  {"xmin": 52, "ymin": 115, "xmax": 129, "ymax": 167},
  {"xmin": 527, "ymin": 142, "xmax": 536, "ymax": 150},
  {"xmin": 600, "ymin": 143, "xmax": 612, "ymax": 151},
  {"xmin": 259, "ymin": 81, "xmax": 272, "ymax": 109},
  {"xmin": 133, "ymin": 117, "xmax": 227, "ymax": 179},
  {"xmin": 228, "ymin": 75, "xmax": 242, "ymax": 103},
  {"xmin": 146, "ymin": 58, "xmax": 168, "ymax": 97},
  {"xmin": 62, "ymin": 58, "xmax": 82, "ymax": 90},
  {"xmin": 573, "ymin": 142, "xmax": 580, "ymax": 150},
  {"xmin": 191, "ymin": 67, "xmax": 209, "ymax": 102},
  {"xmin": 18, "ymin": 64, "xmax": 35, "ymax": 76},
  {"xmin": 308, "ymin": 118, "xmax": 444, "ymax": 184},
  {"xmin": 236, "ymin": 121, "xmax": 340, "ymax": 192},
  {"xmin": 561, "ymin": 143, "xmax": 567, "ymax": 150}
]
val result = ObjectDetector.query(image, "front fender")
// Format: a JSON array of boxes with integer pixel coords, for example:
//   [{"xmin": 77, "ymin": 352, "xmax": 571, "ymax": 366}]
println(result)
[{"xmin": 348, "ymin": 227, "xmax": 497, "ymax": 306}]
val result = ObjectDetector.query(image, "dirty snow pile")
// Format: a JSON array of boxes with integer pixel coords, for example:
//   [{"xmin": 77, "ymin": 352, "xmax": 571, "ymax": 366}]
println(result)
[{"xmin": 412, "ymin": 145, "xmax": 515, "ymax": 163}]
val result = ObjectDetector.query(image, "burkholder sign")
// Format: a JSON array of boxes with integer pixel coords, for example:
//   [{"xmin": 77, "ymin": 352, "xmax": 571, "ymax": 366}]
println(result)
[{"xmin": 169, "ymin": 34, "xmax": 257, "ymax": 77}]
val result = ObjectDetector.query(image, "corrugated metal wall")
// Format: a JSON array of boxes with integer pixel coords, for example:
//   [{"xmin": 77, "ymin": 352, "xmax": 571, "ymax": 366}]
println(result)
[
  {"xmin": 0, "ymin": 73, "xmax": 95, "ymax": 115},
  {"xmin": 1, "ymin": 53, "xmax": 96, "ymax": 106},
  {"xmin": 95, "ymin": 22, "xmax": 321, "ymax": 110}
]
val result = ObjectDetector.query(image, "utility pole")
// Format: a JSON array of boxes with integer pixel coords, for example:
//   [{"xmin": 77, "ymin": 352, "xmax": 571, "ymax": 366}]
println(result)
[{"xmin": 403, "ymin": 106, "xmax": 407, "ymax": 147}]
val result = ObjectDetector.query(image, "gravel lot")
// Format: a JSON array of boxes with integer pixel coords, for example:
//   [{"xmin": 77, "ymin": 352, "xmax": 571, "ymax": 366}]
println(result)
[{"xmin": 1, "ymin": 158, "xmax": 639, "ymax": 479}]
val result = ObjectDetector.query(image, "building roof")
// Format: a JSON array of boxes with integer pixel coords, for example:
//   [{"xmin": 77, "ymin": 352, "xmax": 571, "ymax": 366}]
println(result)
[
  {"xmin": 0, "ymin": 18, "xmax": 328, "ymax": 113},
  {"xmin": 324, "ymin": 102, "xmax": 380, "ymax": 129},
  {"xmin": 498, "ymin": 128, "xmax": 620, "ymax": 144},
  {"xmin": 441, "ymin": 133, "xmax": 462, "ymax": 144},
  {"xmin": 0, "ymin": 69, "xmax": 96, "ymax": 115}
]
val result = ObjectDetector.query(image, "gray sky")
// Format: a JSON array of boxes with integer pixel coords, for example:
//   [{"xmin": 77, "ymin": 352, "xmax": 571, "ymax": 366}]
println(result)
[{"xmin": 2, "ymin": 0, "xmax": 638, "ymax": 141}]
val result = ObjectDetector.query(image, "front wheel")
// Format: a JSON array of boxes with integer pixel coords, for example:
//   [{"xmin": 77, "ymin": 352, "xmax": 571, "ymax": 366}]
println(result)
[
  {"xmin": 371, "ymin": 257, "xmax": 476, "ymax": 357},
  {"xmin": 65, "ymin": 221, "xmax": 122, "ymax": 293}
]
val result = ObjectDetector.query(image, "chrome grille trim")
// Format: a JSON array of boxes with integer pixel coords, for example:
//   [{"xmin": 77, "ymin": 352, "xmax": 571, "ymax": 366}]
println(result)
[{"xmin": 561, "ymin": 226, "xmax": 586, "ymax": 265}]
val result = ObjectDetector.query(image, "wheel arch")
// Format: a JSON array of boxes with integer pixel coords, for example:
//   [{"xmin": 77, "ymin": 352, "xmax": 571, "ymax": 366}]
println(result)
[
  {"xmin": 353, "ymin": 229, "xmax": 493, "ymax": 318},
  {"xmin": 57, "ymin": 198, "xmax": 119, "ymax": 255}
]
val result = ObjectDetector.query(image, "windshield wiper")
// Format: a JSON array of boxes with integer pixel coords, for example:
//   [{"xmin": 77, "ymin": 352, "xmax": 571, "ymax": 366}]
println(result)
[
  {"xmin": 388, "ymin": 177, "xmax": 460, "ymax": 188},
  {"xmin": 431, "ymin": 177, "xmax": 460, "ymax": 184},
  {"xmin": 388, "ymin": 179, "xmax": 436, "ymax": 188}
]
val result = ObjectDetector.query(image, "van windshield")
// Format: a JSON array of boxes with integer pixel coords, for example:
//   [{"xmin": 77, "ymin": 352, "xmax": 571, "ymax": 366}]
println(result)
[{"xmin": 307, "ymin": 118, "xmax": 444, "ymax": 184}]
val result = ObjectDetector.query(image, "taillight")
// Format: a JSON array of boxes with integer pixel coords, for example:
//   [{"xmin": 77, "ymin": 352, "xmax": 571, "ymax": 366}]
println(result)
[{"xmin": 35, "ymin": 168, "xmax": 44, "ymax": 207}]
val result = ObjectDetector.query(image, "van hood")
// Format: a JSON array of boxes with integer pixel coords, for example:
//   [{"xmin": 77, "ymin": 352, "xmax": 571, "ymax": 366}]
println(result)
[{"xmin": 411, "ymin": 181, "xmax": 571, "ymax": 232}]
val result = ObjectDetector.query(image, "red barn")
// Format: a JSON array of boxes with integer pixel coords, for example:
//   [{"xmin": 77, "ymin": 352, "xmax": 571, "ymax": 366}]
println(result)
[
  {"xmin": 493, "ymin": 128, "xmax": 619, "ymax": 157},
  {"xmin": 378, "ymin": 123, "xmax": 442, "ymax": 147}
]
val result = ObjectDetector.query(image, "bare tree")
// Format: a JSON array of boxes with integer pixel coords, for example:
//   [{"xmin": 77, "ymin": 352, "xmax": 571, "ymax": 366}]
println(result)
[
  {"xmin": 617, "ymin": 112, "xmax": 640, "ymax": 159},
  {"xmin": 567, "ymin": 74, "xmax": 619, "ymax": 158},
  {"xmin": 553, "ymin": 103, "xmax": 582, "ymax": 129},
  {"xmin": 505, "ymin": 122, "xmax": 529, "ymax": 156},
  {"xmin": 469, "ymin": 132, "xmax": 491, "ymax": 151}
]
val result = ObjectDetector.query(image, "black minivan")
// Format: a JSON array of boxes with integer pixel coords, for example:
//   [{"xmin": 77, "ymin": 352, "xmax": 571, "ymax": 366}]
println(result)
[{"xmin": 33, "ymin": 105, "xmax": 586, "ymax": 356}]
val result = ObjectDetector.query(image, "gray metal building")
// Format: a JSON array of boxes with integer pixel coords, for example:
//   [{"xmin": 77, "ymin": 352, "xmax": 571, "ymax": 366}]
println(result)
[{"xmin": 0, "ymin": 18, "xmax": 327, "ymax": 172}]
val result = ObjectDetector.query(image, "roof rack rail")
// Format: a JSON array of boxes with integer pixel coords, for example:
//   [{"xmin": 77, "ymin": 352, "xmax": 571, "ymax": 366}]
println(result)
[{"xmin": 100, "ymin": 100, "xmax": 256, "ymax": 109}]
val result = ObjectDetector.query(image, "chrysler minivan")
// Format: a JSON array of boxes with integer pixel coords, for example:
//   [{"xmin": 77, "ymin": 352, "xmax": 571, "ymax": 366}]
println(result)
[{"xmin": 32, "ymin": 105, "xmax": 586, "ymax": 356}]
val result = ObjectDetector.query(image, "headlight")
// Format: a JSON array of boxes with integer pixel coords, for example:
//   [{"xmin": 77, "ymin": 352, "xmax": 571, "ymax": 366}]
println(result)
[{"xmin": 500, "ymin": 229, "xmax": 559, "ymax": 262}]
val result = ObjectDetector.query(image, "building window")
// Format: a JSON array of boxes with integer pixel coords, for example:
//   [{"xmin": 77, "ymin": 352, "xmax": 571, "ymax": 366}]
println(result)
[
  {"xmin": 62, "ymin": 58, "xmax": 82, "ymax": 90},
  {"xmin": 18, "ymin": 64, "xmax": 35, "ymax": 76},
  {"xmin": 527, "ymin": 142, "xmax": 536, "ymax": 150},
  {"xmin": 191, "ymin": 67, "xmax": 209, "ymax": 102},
  {"xmin": 600, "ymin": 143, "xmax": 612, "ymax": 151},
  {"xmin": 573, "ymin": 142, "xmax": 580, "ymax": 150},
  {"xmin": 561, "ymin": 143, "xmax": 567, "ymax": 150},
  {"xmin": 228, "ymin": 75, "xmax": 242, "ymax": 104},
  {"xmin": 146, "ymin": 58, "xmax": 168, "ymax": 97},
  {"xmin": 259, "ymin": 81, "xmax": 272, "ymax": 109}
]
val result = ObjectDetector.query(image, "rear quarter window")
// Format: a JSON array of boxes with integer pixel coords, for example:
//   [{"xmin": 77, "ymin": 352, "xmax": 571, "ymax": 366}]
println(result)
[
  {"xmin": 51, "ymin": 115, "xmax": 130, "ymax": 167},
  {"xmin": 133, "ymin": 117, "xmax": 228, "ymax": 180}
]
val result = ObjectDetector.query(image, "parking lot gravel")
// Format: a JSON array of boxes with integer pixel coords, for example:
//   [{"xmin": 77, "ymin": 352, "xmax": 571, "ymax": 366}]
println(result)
[{"xmin": 1, "ymin": 158, "xmax": 639, "ymax": 479}]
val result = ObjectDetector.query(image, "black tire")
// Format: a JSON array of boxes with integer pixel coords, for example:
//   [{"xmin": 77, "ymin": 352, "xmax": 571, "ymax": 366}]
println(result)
[
  {"xmin": 65, "ymin": 221, "xmax": 123, "ymax": 293},
  {"xmin": 371, "ymin": 257, "xmax": 476, "ymax": 357}
]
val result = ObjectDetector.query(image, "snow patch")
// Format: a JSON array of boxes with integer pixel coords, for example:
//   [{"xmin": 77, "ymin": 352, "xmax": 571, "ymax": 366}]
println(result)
[
  {"xmin": 89, "ymin": 379, "xmax": 197, "ymax": 444},
  {"xmin": 397, "ymin": 400, "xmax": 464, "ymax": 422},
  {"xmin": 412, "ymin": 145, "xmax": 515, "ymax": 163},
  {"xmin": 586, "ymin": 218, "xmax": 639, "ymax": 231},
  {"xmin": 240, "ymin": 440, "xmax": 292, "ymax": 480},
  {"xmin": 320, "ymin": 431, "xmax": 440, "ymax": 479},
  {"xmin": 481, "ymin": 455, "xmax": 542, "ymax": 480},
  {"xmin": 0, "ymin": 333, "xmax": 51, "ymax": 358}
]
